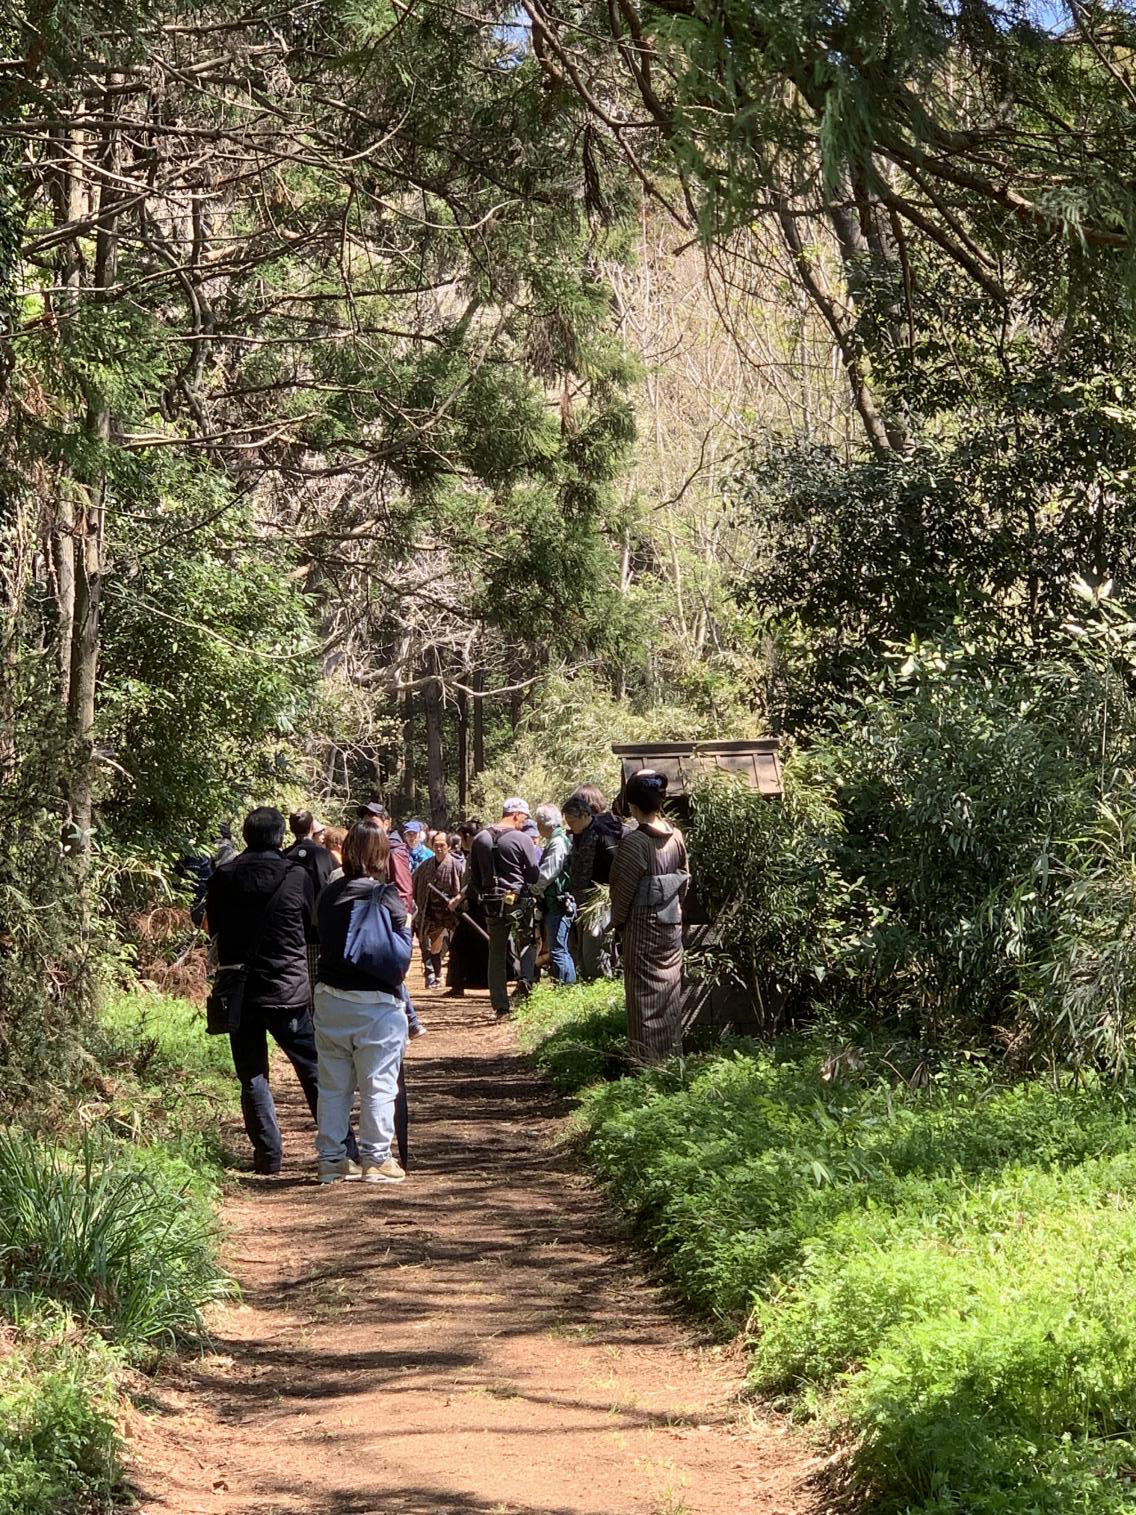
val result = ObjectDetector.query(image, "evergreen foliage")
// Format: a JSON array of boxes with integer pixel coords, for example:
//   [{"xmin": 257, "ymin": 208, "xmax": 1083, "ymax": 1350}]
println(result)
[{"xmin": 689, "ymin": 616, "xmax": 1136, "ymax": 1068}]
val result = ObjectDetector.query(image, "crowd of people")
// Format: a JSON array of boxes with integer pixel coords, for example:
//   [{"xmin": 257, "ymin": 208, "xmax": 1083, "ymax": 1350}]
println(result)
[{"xmin": 198, "ymin": 772, "xmax": 689, "ymax": 1187}]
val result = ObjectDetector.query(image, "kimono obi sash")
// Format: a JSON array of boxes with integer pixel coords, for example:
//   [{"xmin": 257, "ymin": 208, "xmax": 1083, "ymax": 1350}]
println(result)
[{"xmin": 634, "ymin": 870, "xmax": 690, "ymax": 925}]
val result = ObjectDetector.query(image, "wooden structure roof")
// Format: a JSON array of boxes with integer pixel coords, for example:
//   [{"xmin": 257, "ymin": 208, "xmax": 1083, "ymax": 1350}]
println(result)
[{"xmin": 612, "ymin": 738, "xmax": 783, "ymax": 799}]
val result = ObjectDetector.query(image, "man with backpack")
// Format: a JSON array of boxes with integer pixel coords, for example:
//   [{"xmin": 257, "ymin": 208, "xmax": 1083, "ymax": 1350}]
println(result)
[
  {"xmin": 205, "ymin": 807, "xmax": 328, "ymax": 1175},
  {"xmin": 471, "ymin": 798, "xmax": 540, "ymax": 1017}
]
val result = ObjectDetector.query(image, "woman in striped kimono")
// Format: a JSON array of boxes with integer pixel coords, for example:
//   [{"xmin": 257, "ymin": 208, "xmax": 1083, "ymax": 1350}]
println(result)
[{"xmin": 609, "ymin": 770, "xmax": 690, "ymax": 1066}]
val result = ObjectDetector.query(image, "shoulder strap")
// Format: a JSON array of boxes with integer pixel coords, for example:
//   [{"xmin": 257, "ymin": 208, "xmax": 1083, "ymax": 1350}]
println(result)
[{"xmin": 245, "ymin": 867, "xmax": 294, "ymax": 968}]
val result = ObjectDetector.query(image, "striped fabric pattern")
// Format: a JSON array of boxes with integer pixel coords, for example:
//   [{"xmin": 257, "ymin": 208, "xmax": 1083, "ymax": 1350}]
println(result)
[{"xmin": 609, "ymin": 825, "xmax": 689, "ymax": 1067}]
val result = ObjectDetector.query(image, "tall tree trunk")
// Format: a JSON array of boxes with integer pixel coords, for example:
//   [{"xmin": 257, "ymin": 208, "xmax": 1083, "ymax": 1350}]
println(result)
[
  {"xmin": 52, "ymin": 493, "xmax": 75, "ymax": 701},
  {"xmin": 65, "ymin": 473, "xmax": 104, "ymax": 854},
  {"xmin": 424, "ymin": 669, "xmax": 448, "ymax": 829},
  {"xmin": 64, "ymin": 77, "xmax": 120, "ymax": 857},
  {"xmin": 456, "ymin": 682, "xmax": 469, "ymax": 816},
  {"xmin": 472, "ymin": 667, "xmax": 485, "ymax": 777},
  {"xmin": 401, "ymin": 685, "xmax": 416, "ymax": 812}
]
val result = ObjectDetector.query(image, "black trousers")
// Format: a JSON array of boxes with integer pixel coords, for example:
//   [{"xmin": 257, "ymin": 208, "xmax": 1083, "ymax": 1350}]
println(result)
[
  {"xmin": 395, "ymin": 1061, "xmax": 409, "ymax": 1169},
  {"xmin": 230, "ymin": 1003, "xmax": 359, "ymax": 1173}
]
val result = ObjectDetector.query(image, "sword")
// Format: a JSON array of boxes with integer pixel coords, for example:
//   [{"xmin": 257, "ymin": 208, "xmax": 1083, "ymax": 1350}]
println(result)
[{"xmin": 427, "ymin": 882, "xmax": 490, "ymax": 943}]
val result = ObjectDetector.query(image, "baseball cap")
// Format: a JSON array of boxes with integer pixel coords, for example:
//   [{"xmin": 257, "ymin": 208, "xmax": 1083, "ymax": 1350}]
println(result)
[
  {"xmin": 358, "ymin": 801, "xmax": 388, "ymax": 819},
  {"xmin": 502, "ymin": 796, "xmax": 530, "ymax": 816},
  {"xmin": 404, "ymin": 819, "xmax": 424, "ymax": 835}
]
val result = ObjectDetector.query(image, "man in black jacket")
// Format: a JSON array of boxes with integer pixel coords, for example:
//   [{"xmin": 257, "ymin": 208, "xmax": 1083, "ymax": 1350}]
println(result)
[
  {"xmin": 206, "ymin": 806, "xmax": 326, "ymax": 1175},
  {"xmin": 473, "ymin": 798, "xmax": 540, "ymax": 1016},
  {"xmin": 563, "ymin": 790, "xmax": 623, "ymax": 980},
  {"xmin": 284, "ymin": 810, "xmax": 334, "ymax": 894}
]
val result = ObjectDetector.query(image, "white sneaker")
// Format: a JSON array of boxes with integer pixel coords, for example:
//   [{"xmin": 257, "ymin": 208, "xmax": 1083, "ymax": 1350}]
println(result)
[{"xmin": 318, "ymin": 1159, "xmax": 349, "ymax": 1184}]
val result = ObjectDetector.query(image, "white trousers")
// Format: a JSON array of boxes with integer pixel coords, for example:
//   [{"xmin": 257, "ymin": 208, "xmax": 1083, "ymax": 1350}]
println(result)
[{"xmin": 313, "ymin": 984, "xmax": 407, "ymax": 1164}]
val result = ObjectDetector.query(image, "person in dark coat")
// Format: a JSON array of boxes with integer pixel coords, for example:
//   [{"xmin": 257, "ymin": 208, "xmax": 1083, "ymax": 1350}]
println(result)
[
  {"xmin": 563, "ymin": 788, "xmax": 623, "ymax": 980},
  {"xmin": 205, "ymin": 806, "xmax": 347, "ymax": 1175},
  {"xmin": 473, "ymin": 798, "xmax": 540, "ymax": 1016},
  {"xmin": 284, "ymin": 810, "xmax": 335, "ymax": 894},
  {"xmin": 285, "ymin": 809, "xmax": 335, "ymax": 997},
  {"xmin": 446, "ymin": 820, "xmax": 488, "ymax": 994}
]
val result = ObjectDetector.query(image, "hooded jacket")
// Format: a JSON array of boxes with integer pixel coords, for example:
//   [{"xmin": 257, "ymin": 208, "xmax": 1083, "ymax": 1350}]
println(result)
[
  {"xmin": 568, "ymin": 811, "xmax": 623, "ymax": 901},
  {"xmin": 205, "ymin": 849, "xmax": 315, "ymax": 1011},
  {"xmin": 283, "ymin": 837, "xmax": 334, "ymax": 894}
]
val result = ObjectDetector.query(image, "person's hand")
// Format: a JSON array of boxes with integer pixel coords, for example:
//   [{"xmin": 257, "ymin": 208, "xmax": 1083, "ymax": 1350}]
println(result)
[{"xmin": 448, "ymin": 896, "xmax": 462, "ymax": 911}]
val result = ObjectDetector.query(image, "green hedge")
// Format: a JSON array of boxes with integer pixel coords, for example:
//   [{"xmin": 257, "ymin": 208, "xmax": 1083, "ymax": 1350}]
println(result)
[{"xmin": 517, "ymin": 983, "xmax": 1136, "ymax": 1513}]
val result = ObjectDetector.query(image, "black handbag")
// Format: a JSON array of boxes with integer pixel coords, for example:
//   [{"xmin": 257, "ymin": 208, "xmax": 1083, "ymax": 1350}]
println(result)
[{"xmin": 205, "ymin": 871, "xmax": 292, "ymax": 1035}]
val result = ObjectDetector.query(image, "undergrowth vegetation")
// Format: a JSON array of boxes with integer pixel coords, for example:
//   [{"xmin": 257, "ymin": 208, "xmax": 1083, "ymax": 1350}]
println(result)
[
  {"xmin": 689, "ymin": 620, "xmax": 1136, "ymax": 1074},
  {"xmin": 0, "ymin": 991, "xmax": 235, "ymax": 1513},
  {"xmin": 517, "ymin": 983, "xmax": 1136, "ymax": 1514}
]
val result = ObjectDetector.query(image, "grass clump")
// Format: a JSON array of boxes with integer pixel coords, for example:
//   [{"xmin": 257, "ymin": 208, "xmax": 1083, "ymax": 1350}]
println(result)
[
  {"xmin": 514, "ymin": 980, "xmax": 628, "ymax": 1091},
  {"xmin": 520, "ymin": 983, "xmax": 1136, "ymax": 1513},
  {"xmin": 0, "ymin": 1127, "xmax": 229, "ymax": 1353},
  {"xmin": 0, "ymin": 990, "xmax": 237, "ymax": 1510},
  {"xmin": 93, "ymin": 990, "xmax": 236, "ymax": 1179}
]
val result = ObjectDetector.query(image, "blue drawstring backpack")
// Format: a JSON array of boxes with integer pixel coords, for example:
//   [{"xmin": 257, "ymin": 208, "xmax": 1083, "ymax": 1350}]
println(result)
[{"xmin": 344, "ymin": 884, "xmax": 413, "ymax": 983}]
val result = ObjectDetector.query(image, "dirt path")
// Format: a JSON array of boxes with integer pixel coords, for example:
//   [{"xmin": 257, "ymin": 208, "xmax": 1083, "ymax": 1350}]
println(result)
[{"xmin": 132, "ymin": 971, "xmax": 818, "ymax": 1515}]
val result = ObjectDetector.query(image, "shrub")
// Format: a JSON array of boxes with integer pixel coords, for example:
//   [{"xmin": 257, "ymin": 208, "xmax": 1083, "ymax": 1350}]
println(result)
[
  {"xmin": 519, "ymin": 997, "xmax": 1136, "ymax": 1511},
  {"xmin": 688, "ymin": 621, "xmax": 1136, "ymax": 1068},
  {"xmin": 0, "ymin": 1330, "xmax": 120, "ymax": 1515},
  {"xmin": 514, "ymin": 980, "xmax": 628, "ymax": 1091},
  {"xmin": 0, "ymin": 1128, "xmax": 228, "ymax": 1352},
  {"xmin": 90, "ymin": 990, "xmax": 237, "ymax": 1179},
  {"xmin": 98, "ymin": 989, "xmax": 231, "ymax": 1085},
  {"xmin": 687, "ymin": 757, "xmax": 848, "ymax": 1023},
  {"xmin": 1019, "ymin": 798, "xmax": 1136, "ymax": 1076}
]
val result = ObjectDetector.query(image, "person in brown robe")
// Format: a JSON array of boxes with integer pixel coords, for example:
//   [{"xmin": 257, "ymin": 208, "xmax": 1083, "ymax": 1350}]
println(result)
[
  {"xmin": 414, "ymin": 831, "xmax": 463, "ymax": 987},
  {"xmin": 608, "ymin": 770, "xmax": 690, "ymax": 1066}
]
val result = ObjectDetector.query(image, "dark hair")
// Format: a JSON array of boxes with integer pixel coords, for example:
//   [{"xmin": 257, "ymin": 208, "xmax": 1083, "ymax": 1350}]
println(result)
[
  {"xmin": 563, "ymin": 789, "xmax": 595, "ymax": 821},
  {"xmin": 219, "ymin": 821, "xmax": 232, "ymax": 840},
  {"xmin": 447, "ymin": 832, "xmax": 462, "ymax": 850},
  {"xmin": 577, "ymin": 783, "xmax": 607, "ymax": 815},
  {"xmin": 625, "ymin": 770, "xmax": 668, "ymax": 815},
  {"xmin": 342, "ymin": 820, "xmax": 390, "ymax": 881},
  {"xmin": 459, "ymin": 818, "xmax": 481, "ymax": 836},
  {"xmin": 289, "ymin": 809, "xmax": 314, "ymax": 839},
  {"xmin": 243, "ymin": 806, "xmax": 286, "ymax": 850}
]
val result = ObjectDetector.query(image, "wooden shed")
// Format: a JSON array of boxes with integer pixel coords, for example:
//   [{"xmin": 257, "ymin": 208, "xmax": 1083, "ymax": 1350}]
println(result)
[{"xmin": 612, "ymin": 738, "xmax": 783, "ymax": 808}]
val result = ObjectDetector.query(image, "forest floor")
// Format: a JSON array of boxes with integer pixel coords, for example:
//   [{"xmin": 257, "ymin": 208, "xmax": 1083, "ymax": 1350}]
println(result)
[{"xmin": 129, "ymin": 968, "xmax": 819, "ymax": 1515}]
